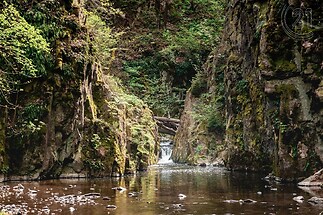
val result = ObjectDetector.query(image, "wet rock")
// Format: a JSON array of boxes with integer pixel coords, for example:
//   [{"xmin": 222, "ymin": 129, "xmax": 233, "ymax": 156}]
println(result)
[
  {"xmin": 172, "ymin": 204, "xmax": 183, "ymax": 208},
  {"xmin": 223, "ymin": 199, "xmax": 239, "ymax": 203},
  {"xmin": 128, "ymin": 192, "xmax": 139, "ymax": 197},
  {"xmin": 298, "ymin": 186, "xmax": 323, "ymax": 197},
  {"xmin": 308, "ymin": 197, "xmax": 323, "ymax": 205},
  {"xmin": 69, "ymin": 207, "xmax": 76, "ymax": 212},
  {"xmin": 178, "ymin": 193, "xmax": 187, "ymax": 199},
  {"xmin": 298, "ymin": 169, "xmax": 323, "ymax": 187},
  {"xmin": 27, "ymin": 189, "xmax": 37, "ymax": 194},
  {"xmin": 293, "ymin": 196, "xmax": 304, "ymax": 203},
  {"xmin": 102, "ymin": 196, "xmax": 111, "ymax": 200},
  {"xmin": 84, "ymin": 193, "xmax": 101, "ymax": 198},
  {"xmin": 13, "ymin": 184, "xmax": 24, "ymax": 192},
  {"xmin": 0, "ymin": 204, "xmax": 29, "ymax": 215},
  {"xmin": 106, "ymin": 204, "xmax": 117, "ymax": 209},
  {"xmin": 224, "ymin": 199, "xmax": 257, "ymax": 204},
  {"xmin": 112, "ymin": 186, "xmax": 127, "ymax": 192},
  {"xmin": 212, "ymin": 158, "xmax": 225, "ymax": 167},
  {"xmin": 41, "ymin": 206, "xmax": 50, "ymax": 214},
  {"xmin": 50, "ymin": 193, "xmax": 98, "ymax": 205},
  {"xmin": 240, "ymin": 199, "xmax": 257, "ymax": 204},
  {"xmin": 264, "ymin": 173, "xmax": 283, "ymax": 182}
]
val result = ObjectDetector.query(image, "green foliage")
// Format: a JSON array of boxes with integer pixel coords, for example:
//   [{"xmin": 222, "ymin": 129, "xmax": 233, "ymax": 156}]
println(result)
[
  {"xmin": 236, "ymin": 79, "xmax": 249, "ymax": 94},
  {"xmin": 0, "ymin": 4, "xmax": 49, "ymax": 104},
  {"xmin": 195, "ymin": 144, "xmax": 204, "ymax": 154},
  {"xmin": 273, "ymin": 118, "xmax": 288, "ymax": 134},
  {"xmin": 162, "ymin": 19, "xmax": 223, "ymax": 52},
  {"xmin": 23, "ymin": 0, "xmax": 71, "ymax": 43},
  {"xmin": 144, "ymin": 79, "xmax": 185, "ymax": 117},
  {"xmin": 91, "ymin": 133, "xmax": 102, "ymax": 150},
  {"xmin": 191, "ymin": 72, "xmax": 207, "ymax": 97},
  {"xmin": 0, "ymin": 73, "xmax": 10, "ymax": 103},
  {"xmin": 7, "ymin": 103, "xmax": 46, "ymax": 141},
  {"xmin": 21, "ymin": 104, "xmax": 46, "ymax": 122},
  {"xmin": 115, "ymin": 0, "xmax": 225, "ymax": 117},
  {"xmin": 192, "ymin": 94, "xmax": 225, "ymax": 133},
  {"xmin": 123, "ymin": 58, "xmax": 186, "ymax": 116},
  {"xmin": 0, "ymin": 4, "xmax": 49, "ymax": 77},
  {"xmin": 0, "ymin": 165, "xmax": 9, "ymax": 174},
  {"xmin": 84, "ymin": 159, "xmax": 105, "ymax": 171},
  {"xmin": 86, "ymin": 12, "xmax": 119, "ymax": 66},
  {"xmin": 173, "ymin": 0, "xmax": 225, "ymax": 19},
  {"xmin": 207, "ymin": 110, "xmax": 224, "ymax": 132}
]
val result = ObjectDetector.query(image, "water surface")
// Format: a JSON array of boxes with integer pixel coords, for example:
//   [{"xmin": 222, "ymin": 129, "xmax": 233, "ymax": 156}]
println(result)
[{"xmin": 1, "ymin": 165, "xmax": 323, "ymax": 214}]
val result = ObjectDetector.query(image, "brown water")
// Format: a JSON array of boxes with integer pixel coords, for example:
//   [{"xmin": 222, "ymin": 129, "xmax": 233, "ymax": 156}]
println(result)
[{"xmin": 1, "ymin": 165, "xmax": 323, "ymax": 215}]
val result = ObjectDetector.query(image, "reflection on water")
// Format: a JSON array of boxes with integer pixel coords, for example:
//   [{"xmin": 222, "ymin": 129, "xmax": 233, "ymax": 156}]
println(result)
[{"xmin": 1, "ymin": 165, "xmax": 323, "ymax": 214}]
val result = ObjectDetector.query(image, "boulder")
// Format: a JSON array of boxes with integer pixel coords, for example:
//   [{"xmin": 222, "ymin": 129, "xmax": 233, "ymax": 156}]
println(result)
[{"xmin": 298, "ymin": 169, "xmax": 323, "ymax": 187}]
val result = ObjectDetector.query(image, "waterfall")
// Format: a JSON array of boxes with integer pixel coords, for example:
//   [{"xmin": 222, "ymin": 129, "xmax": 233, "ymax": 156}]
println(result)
[{"xmin": 158, "ymin": 141, "xmax": 173, "ymax": 164}]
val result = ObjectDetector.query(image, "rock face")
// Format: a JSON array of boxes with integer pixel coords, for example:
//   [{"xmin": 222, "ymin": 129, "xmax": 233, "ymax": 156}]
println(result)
[
  {"xmin": 298, "ymin": 169, "xmax": 323, "ymax": 186},
  {"xmin": 172, "ymin": 88, "xmax": 224, "ymax": 165},
  {"xmin": 0, "ymin": 70, "xmax": 158, "ymax": 181},
  {"xmin": 172, "ymin": 90, "xmax": 197, "ymax": 163},
  {"xmin": 0, "ymin": 1, "xmax": 158, "ymax": 181},
  {"xmin": 173, "ymin": 0, "xmax": 323, "ymax": 179}
]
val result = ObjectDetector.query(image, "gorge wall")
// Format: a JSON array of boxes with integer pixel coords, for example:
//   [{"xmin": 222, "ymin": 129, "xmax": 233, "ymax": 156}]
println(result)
[
  {"xmin": 0, "ymin": 0, "xmax": 158, "ymax": 181},
  {"xmin": 173, "ymin": 0, "xmax": 323, "ymax": 180}
]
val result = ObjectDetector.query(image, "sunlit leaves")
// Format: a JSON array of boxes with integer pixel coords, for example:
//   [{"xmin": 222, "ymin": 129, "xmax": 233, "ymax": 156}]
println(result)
[
  {"xmin": 0, "ymin": 4, "xmax": 49, "ymax": 77},
  {"xmin": 85, "ymin": 12, "xmax": 119, "ymax": 66},
  {"xmin": 0, "ymin": 4, "xmax": 49, "ymax": 104}
]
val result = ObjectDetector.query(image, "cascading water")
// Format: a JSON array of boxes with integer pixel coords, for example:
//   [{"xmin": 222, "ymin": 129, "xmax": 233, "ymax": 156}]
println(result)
[{"xmin": 158, "ymin": 141, "xmax": 173, "ymax": 164}]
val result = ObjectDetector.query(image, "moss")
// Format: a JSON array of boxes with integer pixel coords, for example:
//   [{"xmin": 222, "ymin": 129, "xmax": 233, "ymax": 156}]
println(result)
[
  {"xmin": 249, "ymin": 80, "xmax": 265, "ymax": 124},
  {"xmin": 81, "ymin": 121, "xmax": 116, "ymax": 176},
  {"xmin": 86, "ymin": 88, "xmax": 98, "ymax": 120},
  {"xmin": 273, "ymin": 59, "xmax": 297, "ymax": 73},
  {"xmin": 228, "ymin": 53, "xmax": 241, "ymax": 63},
  {"xmin": 191, "ymin": 73, "xmax": 207, "ymax": 97},
  {"xmin": 276, "ymin": 84, "xmax": 298, "ymax": 96},
  {"xmin": 276, "ymin": 84, "xmax": 298, "ymax": 118},
  {"xmin": 83, "ymin": 74, "xmax": 158, "ymax": 176},
  {"xmin": 0, "ymin": 112, "xmax": 8, "ymax": 174}
]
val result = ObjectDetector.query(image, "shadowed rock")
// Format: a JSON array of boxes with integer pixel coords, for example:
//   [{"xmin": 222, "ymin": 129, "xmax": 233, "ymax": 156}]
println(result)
[{"xmin": 298, "ymin": 169, "xmax": 323, "ymax": 187}]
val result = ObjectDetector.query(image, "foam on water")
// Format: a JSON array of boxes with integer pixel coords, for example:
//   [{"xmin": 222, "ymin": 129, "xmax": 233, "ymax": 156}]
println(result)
[{"xmin": 158, "ymin": 141, "xmax": 173, "ymax": 164}]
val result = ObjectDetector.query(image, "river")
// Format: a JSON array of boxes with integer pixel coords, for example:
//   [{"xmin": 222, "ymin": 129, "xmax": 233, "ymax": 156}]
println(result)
[
  {"xmin": 0, "ymin": 143, "xmax": 322, "ymax": 214},
  {"xmin": 1, "ymin": 165, "xmax": 323, "ymax": 214}
]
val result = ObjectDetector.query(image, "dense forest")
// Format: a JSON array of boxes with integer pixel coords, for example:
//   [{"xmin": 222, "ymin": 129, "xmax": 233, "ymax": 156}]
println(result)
[{"xmin": 0, "ymin": 0, "xmax": 322, "ymax": 183}]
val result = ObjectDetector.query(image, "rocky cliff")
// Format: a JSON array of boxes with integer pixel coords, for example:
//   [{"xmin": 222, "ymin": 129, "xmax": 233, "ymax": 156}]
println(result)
[
  {"xmin": 0, "ymin": 0, "xmax": 158, "ymax": 181},
  {"xmin": 173, "ymin": 0, "xmax": 323, "ymax": 180}
]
